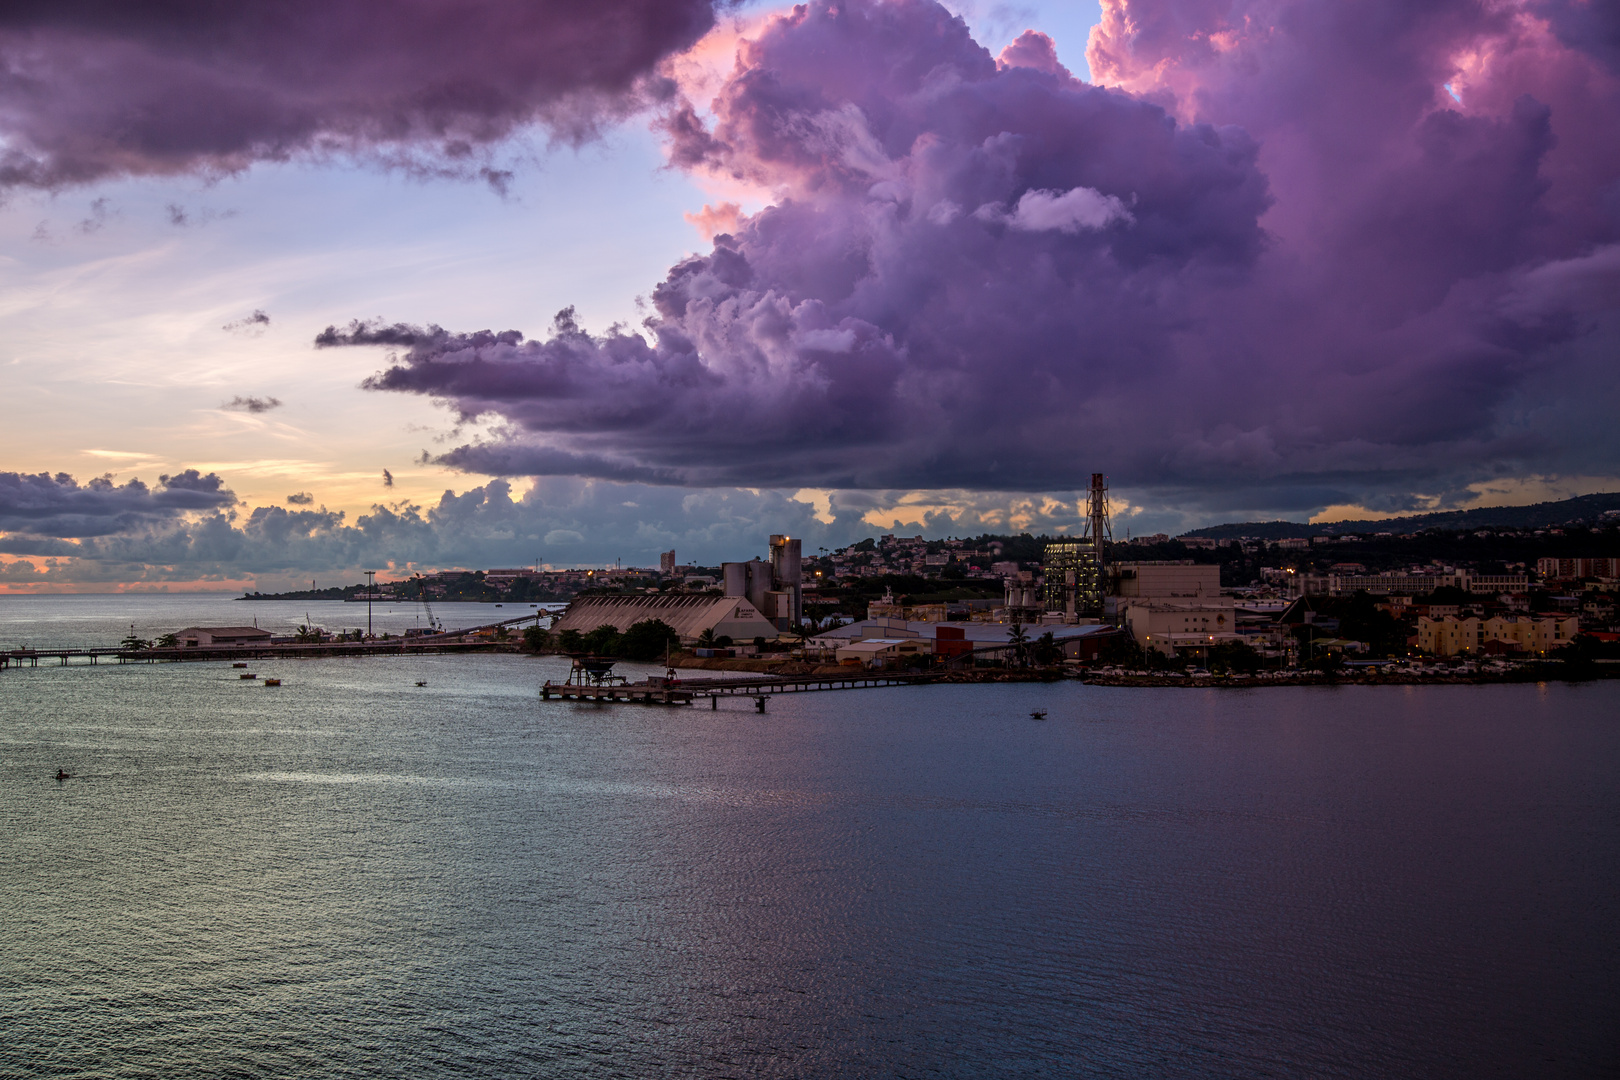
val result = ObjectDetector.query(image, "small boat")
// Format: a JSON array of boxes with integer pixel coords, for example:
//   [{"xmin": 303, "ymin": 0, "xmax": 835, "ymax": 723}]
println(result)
[
  {"xmin": 56, "ymin": 769, "xmax": 70, "ymax": 781},
  {"xmin": 263, "ymin": 678, "xmax": 281, "ymax": 687},
  {"xmin": 415, "ymin": 680, "xmax": 427, "ymax": 687},
  {"xmin": 240, "ymin": 673, "xmax": 257, "ymax": 679},
  {"xmin": 1029, "ymin": 709, "xmax": 1048, "ymax": 720},
  {"xmin": 232, "ymin": 662, "xmax": 248, "ymax": 668}
]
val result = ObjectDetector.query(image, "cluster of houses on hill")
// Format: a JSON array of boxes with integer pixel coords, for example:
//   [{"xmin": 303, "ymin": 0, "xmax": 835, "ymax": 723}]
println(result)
[
  {"xmin": 228, "ymin": 523, "xmax": 1618, "ymax": 669},
  {"xmin": 547, "ymin": 537, "xmax": 1617, "ymax": 667}
]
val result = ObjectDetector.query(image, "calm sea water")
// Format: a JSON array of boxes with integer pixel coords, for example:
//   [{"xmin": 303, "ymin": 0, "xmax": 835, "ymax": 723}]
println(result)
[{"xmin": 1, "ymin": 596, "xmax": 1616, "ymax": 1078}]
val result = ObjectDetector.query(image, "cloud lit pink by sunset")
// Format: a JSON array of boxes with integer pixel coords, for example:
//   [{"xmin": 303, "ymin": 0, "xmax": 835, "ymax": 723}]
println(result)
[
  {"xmin": 320, "ymin": 0, "xmax": 1620, "ymax": 515},
  {"xmin": 1, "ymin": 0, "xmax": 1617, "ymax": 582}
]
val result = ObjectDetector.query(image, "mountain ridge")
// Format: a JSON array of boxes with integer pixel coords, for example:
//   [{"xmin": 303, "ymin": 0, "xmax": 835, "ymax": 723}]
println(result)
[{"xmin": 1182, "ymin": 492, "xmax": 1620, "ymax": 540}]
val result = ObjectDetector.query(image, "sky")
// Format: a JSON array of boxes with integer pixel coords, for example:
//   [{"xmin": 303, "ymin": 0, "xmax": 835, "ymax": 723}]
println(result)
[{"xmin": 0, "ymin": 0, "xmax": 1616, "ymax": 591}]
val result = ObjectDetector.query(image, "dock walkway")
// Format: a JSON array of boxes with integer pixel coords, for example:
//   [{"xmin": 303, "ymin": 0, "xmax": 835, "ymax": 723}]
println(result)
[
  {"xmin": 542, "ymin": 671, "xmax": 932, "ymax": 708},
  {"xmin": 2, "ymin": 647, "xmax": 137, "ymax": 668}
]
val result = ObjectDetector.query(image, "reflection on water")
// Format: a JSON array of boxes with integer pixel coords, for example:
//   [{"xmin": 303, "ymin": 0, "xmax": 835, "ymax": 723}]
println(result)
[{"xmin": 1, "ymin": 638, "xmax": 1617, "ymax": 1078}]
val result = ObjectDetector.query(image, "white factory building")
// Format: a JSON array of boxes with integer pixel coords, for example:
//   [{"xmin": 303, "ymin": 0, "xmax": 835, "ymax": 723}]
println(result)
[
  {"xmin": 807, "ymin": 618, "xmax": 1113, "ymax": 666},
  {"xmin": 1106, "ymin": 562, "xmax": 1246, "ymax": 656}
]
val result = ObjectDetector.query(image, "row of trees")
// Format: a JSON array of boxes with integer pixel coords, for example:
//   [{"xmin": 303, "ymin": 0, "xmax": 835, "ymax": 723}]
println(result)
[
  {"xmin": 121, "ymin": 631, "xmax": 178, "ymax": 650},
  {"xmin": 1002, "ymin": 623, "xmax": 1066, "ymax": 668},
  {"xmin": 523, "ymin": 619, "xmax": 681, "ymax": 662},
  {"xmin": 522, "ymin": 621, "xmax": 789, "ymax": 661}
]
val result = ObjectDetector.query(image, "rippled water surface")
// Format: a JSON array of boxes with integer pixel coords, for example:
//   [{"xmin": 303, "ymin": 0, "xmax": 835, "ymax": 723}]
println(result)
[{"xmin": 1, "ymin": 599, "xmax": 1617, "ymax": 1077}]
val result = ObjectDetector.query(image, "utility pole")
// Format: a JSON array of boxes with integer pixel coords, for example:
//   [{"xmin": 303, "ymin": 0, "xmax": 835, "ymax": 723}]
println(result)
[{"xmin": 365, "ymin": 570, "xmax": 376, "ymax": 639}]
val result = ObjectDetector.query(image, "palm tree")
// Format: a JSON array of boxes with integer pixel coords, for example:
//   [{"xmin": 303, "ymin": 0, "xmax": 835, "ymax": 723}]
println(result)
[
  {"xmin": 1006, "ymin": 621, "xmax": 1030, "ymax": 667},
  {"xmin": 696, "ymin": 628, "xmax": 717, "ymax": 649}
]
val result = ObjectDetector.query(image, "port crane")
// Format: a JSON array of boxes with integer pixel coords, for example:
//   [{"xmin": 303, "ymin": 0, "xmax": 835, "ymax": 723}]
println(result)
[{"xmin": 411, "ymin": 574, "xmax": 442, "ymax": 632}]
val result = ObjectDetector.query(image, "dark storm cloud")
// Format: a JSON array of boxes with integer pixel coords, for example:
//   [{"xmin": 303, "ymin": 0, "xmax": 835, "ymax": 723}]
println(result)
[
  {"xmin": 0, "ymin": 0, "xmax": 722, "ymax": 191},
  {"xmin": 286, "ymin": 492, "xmax": 315, "ymax": 505},
  {"xmin": 1533, "ymin": 0, "xmax": 1620, "ymax": 74},
  {"xmin": 222, "ymin": 395, "xmax": 281, "ymax": 413},
  {"xmin": 323, "ymin": 0, "xmax": 1275, "ymax": 488},
  {"xmin": 319, "ymin": 0, "xmax": 1620, "ymax": 512},
  {"xmin": 0, "ymin": 469, "xmax": 235, "ymax": 538}
]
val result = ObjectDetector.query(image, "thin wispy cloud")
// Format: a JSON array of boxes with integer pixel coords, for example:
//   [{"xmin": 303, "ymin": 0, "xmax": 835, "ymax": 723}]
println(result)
[
  {"xmin": 222, "ymin": 310, "xmax": 272, "ymax": 335},
  {"xmin": 222, "ymin": 395, "xmax": 282, "ymax": 414},
  {"xmin": 76, "ymin": 197, "xmax": 113, "ymax": 235}
]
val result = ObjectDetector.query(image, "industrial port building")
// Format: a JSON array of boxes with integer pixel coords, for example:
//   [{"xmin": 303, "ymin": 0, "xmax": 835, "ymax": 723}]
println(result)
[{"xmin": 550, "ymin": 533, "xmax": 805, "ymax": 643}]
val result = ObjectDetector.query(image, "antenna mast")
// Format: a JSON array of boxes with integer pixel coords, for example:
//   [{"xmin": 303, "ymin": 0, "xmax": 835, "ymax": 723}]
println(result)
[{"xmin": 1080, "ymin": 473, "xmax": 1112, "ymax": 617}]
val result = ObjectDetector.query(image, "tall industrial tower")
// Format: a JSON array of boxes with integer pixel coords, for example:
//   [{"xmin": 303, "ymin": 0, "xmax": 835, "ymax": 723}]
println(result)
[
  {"xmin": 1041, "ymin": 473, "xmax": 1113, "ymax": 620},
  {"xmin": 1079, "ymin": 473, "xmax": 1111, "ymax": 616}
]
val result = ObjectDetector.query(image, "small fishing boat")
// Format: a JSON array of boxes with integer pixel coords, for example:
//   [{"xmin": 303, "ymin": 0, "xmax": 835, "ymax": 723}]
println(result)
[
  {"xmin": 263, "ymin": 678, "xmax": 281, "ymax": 686},
  {"xmin": 232, "ymin": 662, "xmax": 248, "ymax": 668},
  {"xmin": 415, "ymin": 680, "xmax": 427, "ymax": 687},
  {"xmin": 1029, "ymin": 709, "xmax": 1048, "ymax": 720},
  {"xmin": 240, "ymin": 672, "xmax": 257, "ymax": 679}
]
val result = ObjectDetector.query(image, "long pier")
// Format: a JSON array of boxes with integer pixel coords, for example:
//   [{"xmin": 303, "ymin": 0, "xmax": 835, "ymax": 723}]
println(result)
[
  {"xmin": 2, "ymin": 647, "xmax": 138, "ymax": 668},
  {"xmin": 1, "ymin": 613, "xmax": 549, "ymax": 671},
  {"xmin": 542, "ymin": 672, "xmax": 932, "ymax": 708},
  {"xmin": 1, "ymin": 640, "xmax": 513, "ymax": 670}
]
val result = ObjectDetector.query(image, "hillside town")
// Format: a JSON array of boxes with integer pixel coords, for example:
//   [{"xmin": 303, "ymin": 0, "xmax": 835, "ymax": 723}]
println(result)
[{"xmin": 237, "ymin": 496, "xmax": 1620, "ymax": 676}]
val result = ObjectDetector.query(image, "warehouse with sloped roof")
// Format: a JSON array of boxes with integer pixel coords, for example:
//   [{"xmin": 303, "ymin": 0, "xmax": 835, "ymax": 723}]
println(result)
[{"xmin": 551, "ymin": 594, "xmax": 778, "ymax": 644}]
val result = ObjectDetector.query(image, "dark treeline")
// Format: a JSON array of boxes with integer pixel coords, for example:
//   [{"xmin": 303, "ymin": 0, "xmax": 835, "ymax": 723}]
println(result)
[{"xmin": 524, "ymin": 619, "xmax": 680, "ymax": 662}]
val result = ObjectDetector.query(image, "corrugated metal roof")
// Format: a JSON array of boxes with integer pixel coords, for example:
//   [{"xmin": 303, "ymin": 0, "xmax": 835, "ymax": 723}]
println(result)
[
  {"xmin": 552, "ymin": 594, "xmax": 775, "ymax": 640},
  {"xmin": 173, "ymin": 626, "xmax": 273, "ymax": 636}
]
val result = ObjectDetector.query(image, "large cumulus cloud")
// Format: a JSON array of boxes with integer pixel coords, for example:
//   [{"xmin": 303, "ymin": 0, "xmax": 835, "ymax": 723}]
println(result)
[
  {"xmin": 0, "ymin": 0, "xmax": 720, "ymax": 190},
  {"xmin": 319, "ymin": 0, "xmax": 1620, "ymax": 513},
  {"xmin": 2, "ymin": 468, "xmax": 1161, "ymax": 585},
  {"xmin": 0, "ymin": 475, "xmax": 877, "ymax": 584},
  {"xmin": 0, "ymin": 469, "xmax": 235, "ymax": 538}
]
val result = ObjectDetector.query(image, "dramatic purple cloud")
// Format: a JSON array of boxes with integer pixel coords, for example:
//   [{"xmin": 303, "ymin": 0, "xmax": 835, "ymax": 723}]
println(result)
[
  {"xmin": 321, "ymin": 0, "xmax": 1620, "ymax": 510},
  {"xmin": 0, "ymin": 0, "xmax": 721, "ymax": 190},
  {"xmin": 0, "ymin": 470, "xmax": 235, "ymax": 538}
]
